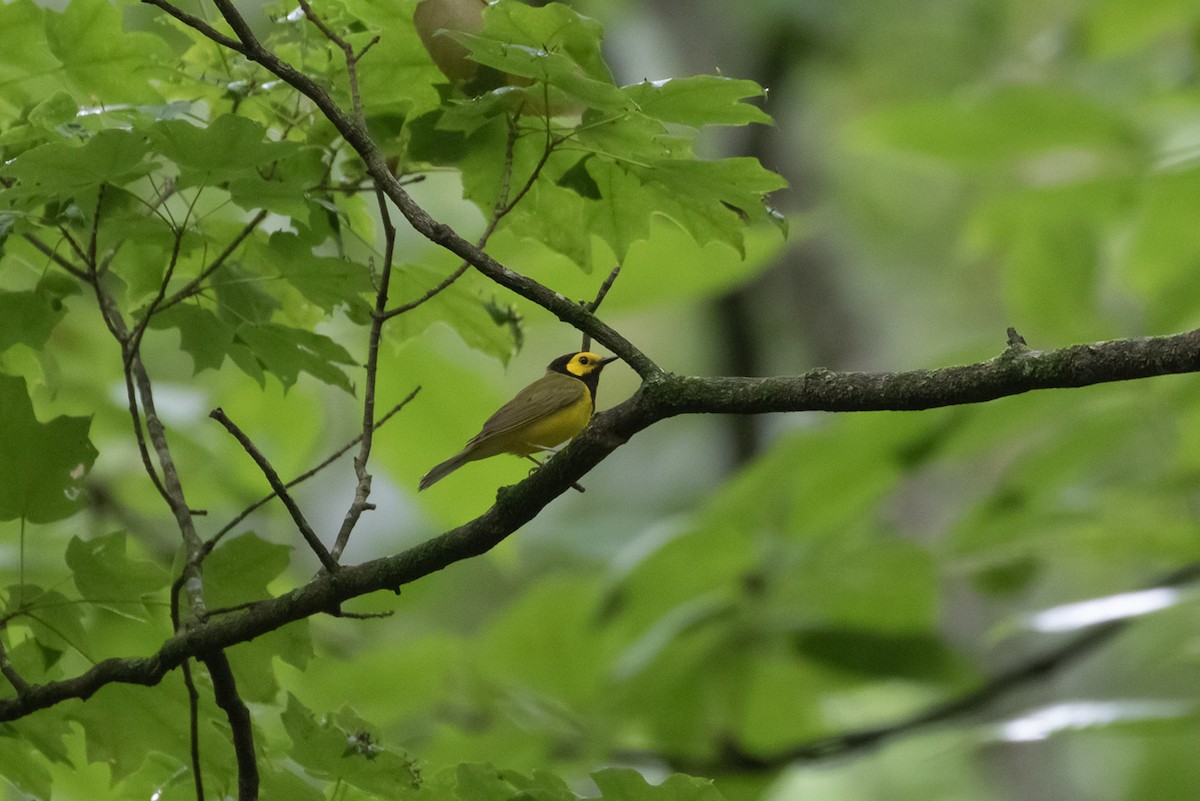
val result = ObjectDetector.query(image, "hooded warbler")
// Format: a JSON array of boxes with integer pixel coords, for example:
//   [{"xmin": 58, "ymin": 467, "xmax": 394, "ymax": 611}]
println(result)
[{"xmin": 419, "ymin": 351, "xmax": 618, "ymax": 490}]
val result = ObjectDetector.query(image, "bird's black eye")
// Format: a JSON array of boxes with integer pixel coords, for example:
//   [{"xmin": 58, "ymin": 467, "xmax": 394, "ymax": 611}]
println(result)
[{"xmin": 579, "ymin": 355, "xmax": 590, "ymax": 365}]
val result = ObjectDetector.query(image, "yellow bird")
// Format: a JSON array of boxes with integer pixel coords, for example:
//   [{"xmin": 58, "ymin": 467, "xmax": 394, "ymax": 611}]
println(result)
[{"xmin": 419, "ymin": 351, "xmax": 618, "ymax": 490}]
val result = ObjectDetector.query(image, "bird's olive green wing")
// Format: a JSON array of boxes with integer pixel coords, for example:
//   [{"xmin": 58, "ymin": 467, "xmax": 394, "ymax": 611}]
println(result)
[{"xmin": 465, "ymin": 373, "xmax": 585, "ymax": 446}]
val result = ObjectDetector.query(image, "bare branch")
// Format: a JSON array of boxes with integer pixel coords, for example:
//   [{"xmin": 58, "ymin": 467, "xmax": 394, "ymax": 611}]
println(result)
[
  {"xmin": 200, "ymin": 652, "xmax": 259, "ymax": 800},
  {"xmin": 209, "ymin": 408, "xmax": 340, "ymax": 573},
  {"xmin": 21, "ymin": 233, "xmax": 90, "ymax": 282},
  {"xmin": 150, "ymin": 0, "xmax": 658, "ymax": 377},
  {"xmin": 381, "ymin": 116, "xmax": 520, "ymax": 322},
  {"xmin": 0, "ymin": 638, "xmax": 31, "ymax": 697},
  {"xmin": 214, "ymin": 389, "xmax": 420, "ymax": 558},
  {"xmin": 181, "ymin": 660, "xmax": 206, "ymax": 801},
  {"xmin": 581, "ymin": 264, "xmax": 621, "ymax": 352},
  {"xmin": 140, "ymin": 0, "xmax": 247, "ymax": 53},
  {"xmin": 295, "ymin": 0, "xmax": 367, "ymax": 126},
  {"xmin": 5, "ymin": 329, "xmax": 1200, "ymax": 722},
  {"xmin": 119, "ymin": 363, "xmax": 172, "ymax": 505},
  {"xmin": 329, "ymin": 189, "xmax": 400, "ymax": 562},
  {"xmin": 168, "ymin": 391, "xmax": 420, "ymax": 630},
  {"xmin": 381, "ymin": 263, "xmax": 470, "ymax": 320}
]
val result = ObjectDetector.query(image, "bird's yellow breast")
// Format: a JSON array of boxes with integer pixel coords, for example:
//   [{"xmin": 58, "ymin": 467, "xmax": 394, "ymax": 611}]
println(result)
[{"xmin": 497, "ymin": 390, "xmax": 594, "ymax": 457}]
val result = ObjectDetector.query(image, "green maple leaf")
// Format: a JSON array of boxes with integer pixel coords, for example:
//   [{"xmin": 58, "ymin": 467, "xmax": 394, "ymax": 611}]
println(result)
[{"xmin": 0, "ymin": 374, "xmax": 97, "ymax": 523}]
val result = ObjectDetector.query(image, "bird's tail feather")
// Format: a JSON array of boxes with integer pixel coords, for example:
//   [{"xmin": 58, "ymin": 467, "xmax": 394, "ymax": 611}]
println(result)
[{"xmin": 418, "ymin": 450, "xmax": 472, "ymax": 491}]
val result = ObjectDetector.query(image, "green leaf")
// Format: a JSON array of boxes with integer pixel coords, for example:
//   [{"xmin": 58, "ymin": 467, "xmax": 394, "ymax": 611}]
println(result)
[
  {"xmin": 282, "ymin": 694, "xmax": 419, "ymax": 795},
  {"xmin": 152, "ymin": 115, "xmax": 301, "ymax": 185},
  {"xmin": 148, "ymin": 303, "xmax": 236, "ymax": 374},
  {"xmin": 969, "ymin": 181, "xmax": 1123, "ymax": 340},
  {"xmin": 0, "ymin": 288, "xmax": 66, "ymax": 354},
  {"xmin": 66, "ymin": 533, "xmax": 169, "ymax": 614},
  {"xmin": 234, "ymin": 322, "xmax": 357, "ymax": 391},
  {"xmin": 771, "ymin": 535, "xmax": 939, "ymax": 632},
  {"xmin": 0, "ymin": 374, "xmax": 97, "ymax": 523},
  {"xmin": 259, "ymin": 763, "xmax": 328, "ymax": 801},
  {"xmin": 1086, "ymin": 0, "xmax": 1199, "ymax": 56},
  {"xmin": 338, "ymin": 0, "xmax": 444, "ymax": 117},
  {"xmin": 227, "ymin": 145, "xmax": 328, "ymax": 219},
  {"xmin": 1119, "ymin": 168, "xmax": 1200, "ymax": 329},
  {"xmin": 630, "ymin": 157, "xmax": 789, "ymax": 249},
  {"xmin": 203, "ymin": 533, "xmax": 292, "ymax": 609},
  {"xmin": 556, "ymin": 155, "xmax": 602, "ymax": 199},
  {"xmin": 44, "ymin": 0, "xmax": 173, "ymax": 105},
  {"xmin": 734, "ymin": 654, "xmax": 827, "ymax": 753},
  {"xmin": 0, "ymin": 2, "xmax": 59, "ymax": 116},
  {"xmin": 212, "ymin": 264, "xmax": 282, "ymax": 326},
  {"xmin": 452, "ymin": 763, "xmax": 577, "ymax": 801},
  {"xmin": 14, "ymin": 587, "xmax": 90, "ymax": 669},
  {"xmin": 27, "ymin": 91, "xmax": 79, "ymax": 130},
  {"xmin": 0, "ymin": 714, "xmax": 71, "ymax": 767},
  {"xmin": 479, "ymin": 2, "xmax": 612, "ymax": 83},
  {"xmin": 387, "ymin": 264, "xmax": 520, "ymax": 363},
  {"xmin": 0, "ymin": 128, "xmax": 155, "ymax": 203},
  {"xmin": 476, "ymin": 577, "xmax": 608, "ymax": 706},
  {"xmin": 0, "ymin": 734, "xmax": 50, "ymax": 799},
  {"xmin": 453, "ymin": 32, "xmax": 629, "ymax": 112},
  {"xmin": 624, "ymin": 76, "xmax": 772, "ymax": 127},
  {"xmin": 566, "ymin": 160, "xmax": 651, "ymax": 264},
  {"xmin": 202, "ymin": 534, "xmax": 312, "ymax": 703},
  {"xmin": 69, "ymin": 685, "xmax": 194, "ymax": 782},
  {"xmin": 249, "ymin": 232, "xmax": 374, "ymax": 317}
]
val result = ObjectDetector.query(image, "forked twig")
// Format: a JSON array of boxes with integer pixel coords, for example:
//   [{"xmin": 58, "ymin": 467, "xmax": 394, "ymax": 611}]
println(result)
[{"xmin": 209, "ymin": 408, "xmax": 340, "ymax": 573}]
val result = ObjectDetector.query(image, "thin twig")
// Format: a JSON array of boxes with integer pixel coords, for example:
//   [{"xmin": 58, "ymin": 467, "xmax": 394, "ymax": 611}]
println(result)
[
  {"xmin": 295, "ymin": 0, "xmax": 368, "ymax": 126},
  {"xmin": 140, "ymin": 0, "xmax": 247, "ymax": 53},
  {"xmin": 62, "ymin": 182, "xmax": 207, "ymax": 621},
  {"xmin": 126, "ymin": 191, "xmax": 203, "ymax": 359},
  {"xmin": 181, "ymin": 659, "xmax": 206, "ymax": 801},
  {"xmin": 380, "ymin": 116, "xmax": 523, "ymax": 321},
  {"xmin": 218, "ymin": 390, "xmax": 420, "ymax": 554},
  {"xmin": 328, "ymin": 193, "xmax": 398, "ymax": 563},
  {"xmin": 57, "ymin": 226, "xmax": 88, "ymax": 265},
  {"xmin": 21, "ymin": 233, "xmax": 90, "ymax": 281},
  {"xmin": 120, "ymin": 361, "xmax": 172, "ymax": 504},
  {"xmin": 209, "ymin": 408, "xmax": 340, "ymax": 573},
  {"xmin": 382, "ymin": 263, "xmax": 470, "ymax": 319},
  {"xmin": 580, "ymin": 264, "xmax": 621, "ymax": 352},
  {"xmin": 153, "ymin": 209, "xmax": 269, "ymax": 316},
  {"xmin": 0, "ymin": 638, "xmax": 31, "ymax": 696},
  {"xmin": 168, "ymin": 392, "xmax": 420, "ymax": 627},
  {"xmin": 494, "ymin": 117, "xmax": 561, "ymax": 220},
  {"xmin": 87, "ymin": 184, "xmax": 104, "ymax": 267},
  {"xmin": 307, "ymin": 0, "xmax": 406, "ymax": 562},
  {"xmin": 27, "ymin": 226, "xmax": 175, "ymax": 505}
]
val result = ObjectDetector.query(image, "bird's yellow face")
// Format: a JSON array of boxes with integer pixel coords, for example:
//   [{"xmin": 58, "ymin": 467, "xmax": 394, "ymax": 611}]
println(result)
[{"xmin": 563, "ymin": 351, "xmax": 609, "ymax": 378}]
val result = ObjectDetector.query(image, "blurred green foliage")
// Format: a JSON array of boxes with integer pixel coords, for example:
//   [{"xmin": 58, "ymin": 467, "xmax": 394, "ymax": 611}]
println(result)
[{"xmin": 3, "ymin": 0, "xmax": 1200, "ymax": 799}]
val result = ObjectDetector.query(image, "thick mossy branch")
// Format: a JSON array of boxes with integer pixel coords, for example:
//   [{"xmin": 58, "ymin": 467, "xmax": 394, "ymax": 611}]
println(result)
[
  {"xmin": 2, "ymin": 329, "xmax": 1199, "ymax": 721},
  {"xmin": 641, "ymin": 330, "xmax": 1200, "ymax": 415}
]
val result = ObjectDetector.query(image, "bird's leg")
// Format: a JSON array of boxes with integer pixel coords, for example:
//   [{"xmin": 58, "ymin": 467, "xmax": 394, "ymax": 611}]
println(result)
[{"xmin": 524, "ymin": 452, "xmax": 585, "ymax": 493}]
